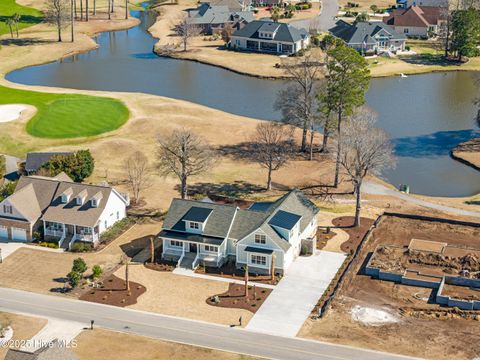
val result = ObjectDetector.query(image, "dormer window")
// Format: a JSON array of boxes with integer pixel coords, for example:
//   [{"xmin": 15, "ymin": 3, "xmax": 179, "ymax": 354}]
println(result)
[
  {"xmin": 90, "ymin": 191, "xmax": 103, "ymax": 208},
  {"xmin": 76, "ymin": 197, "xmax": 83, "ymax": 206},
  {"xmin": 3, "ymin": 205, "xmax": 12, "ymax": 214},
  {"xmin": 91, "ymin": 199, "xmax": 97, "ymax": 207},
  {"xmin": 189, "ymin": 222, "xmax": 200, "ymax": 230},
  {"xmin": 75, "ymin": 189, "xmax": 88, "ymax": 206},
  {"xmin": 60, "ymin": 188, "xmax": 73, "ymax": 204}
]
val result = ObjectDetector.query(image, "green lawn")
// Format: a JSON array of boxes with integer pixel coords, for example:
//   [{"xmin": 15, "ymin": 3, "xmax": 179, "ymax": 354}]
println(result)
[
  {"xmin": 0, "ymin": 86, "xmax": 130, "ymax": 138},
  {"xmin": 0, "ymin": 0, "xmax": 44, "ymax": 36}
]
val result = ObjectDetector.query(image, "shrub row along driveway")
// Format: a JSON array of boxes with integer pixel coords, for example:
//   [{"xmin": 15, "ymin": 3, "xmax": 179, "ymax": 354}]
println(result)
[{"xmin": 246, "ymin": 250, "xmax": 346, "ymax": 337}]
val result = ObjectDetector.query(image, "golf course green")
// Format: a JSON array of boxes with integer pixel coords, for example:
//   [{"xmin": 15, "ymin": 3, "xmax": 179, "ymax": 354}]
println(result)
[
  {"xmin": 0, "ymin": 0, "xmax": 43, "ymax": 36},
  {"xmin": 0, "ymin": 86, "xmax": 130, "ymax": 138}
]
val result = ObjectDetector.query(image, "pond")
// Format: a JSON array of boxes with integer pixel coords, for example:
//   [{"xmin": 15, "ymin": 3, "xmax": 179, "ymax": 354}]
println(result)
[{"xmin": 6, "ymin": 7, "xmax": 480, "ymax": 197}]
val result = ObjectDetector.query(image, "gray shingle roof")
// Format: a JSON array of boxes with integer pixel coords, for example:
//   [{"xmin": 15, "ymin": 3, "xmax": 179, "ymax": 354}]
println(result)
[
  {"xmin": 161, "ymin": 189, "xmax": 319, "ymax": 252},
  {"xmin": 329, "ymin": 20, "xmax": 406, "ymax": 45},
  {"xmin": 232, "ymin": 20, "xmax": 309, "ymax": 43},
  {"xmin": 162, "ymin": 199, "xmax": 238, "ymax": 238},
  {"xmin": 25, "ymin": 152, "xmax": 73, "ymax": 173},
  {"xmin": 187, "ymin": 4, "xmax": 254, "ymax": 25},
  {"xmin": 245, "ymin": 246, "xmax": 274, "ymax": 254},
  {"xmin": 159, "ymin": 229, "xmax": 225, "ymax": 245}
]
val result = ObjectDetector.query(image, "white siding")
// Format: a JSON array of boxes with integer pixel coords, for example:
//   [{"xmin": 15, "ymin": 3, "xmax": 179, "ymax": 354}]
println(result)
[
  {"xmin": 98, "ymin": 191, "xmax": 127, "ymax": 233},
  {"xmin": 236, "ymin": 229, "xmax": 286, "ymax": 269},
  {"xmin": 393, "ymin": 25, "xmax": 428, "ymax": 37}
]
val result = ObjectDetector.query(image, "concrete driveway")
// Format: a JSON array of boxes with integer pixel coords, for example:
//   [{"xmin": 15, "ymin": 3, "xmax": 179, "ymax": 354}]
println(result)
[
  {"xmin": 246, "ymin": 250, "xmax": 346, "ymax": 337},
  {"xmin": 290, "ymin": 0, "xmax": 339, "ymax": 32}
]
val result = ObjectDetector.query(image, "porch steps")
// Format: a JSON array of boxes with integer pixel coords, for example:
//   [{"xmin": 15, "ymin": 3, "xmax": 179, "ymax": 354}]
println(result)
[{"xmin": 178, "ymin": 252, "xmax": 196, "ymax": 269}]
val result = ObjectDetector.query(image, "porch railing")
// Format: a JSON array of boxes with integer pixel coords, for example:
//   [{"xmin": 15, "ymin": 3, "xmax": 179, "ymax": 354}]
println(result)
[{"xmin": 45, "ymin": 228, "xmax": 64, "ymax": 238}]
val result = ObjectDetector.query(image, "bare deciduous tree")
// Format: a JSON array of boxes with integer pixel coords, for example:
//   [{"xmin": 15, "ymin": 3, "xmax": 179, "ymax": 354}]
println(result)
[
  {"xmin": 335, "ymin": 109, "xmax": 395, "ymax": 226},
  {"xmin": 252, "ymin": 122, "xmax": 294, "ymax": 191},
  {"xmin": 124, "ymin": 151, "xmax": 152, "ymax": 205},
  {"xmin": 45, "ymin": 0, "xmax": 70, "ymax": 42},
  {"xmin": 275, "ymin": 54, "xmax": 323, "ymax": 156},
  {"xmin": 173, "ymin": 15, "xmax": 201, "ymax": 51},
  {"xmin": 156, "ymin": 129, "xmax": 215, "ymax": 199}
]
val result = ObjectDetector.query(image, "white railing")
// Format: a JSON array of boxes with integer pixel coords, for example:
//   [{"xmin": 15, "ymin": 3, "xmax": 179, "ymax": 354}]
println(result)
[
  {"xmin": 74, "ymin": 233, "xmax": 99, "ymax": 243},
  {"xmin": 58, "ymin": 234, "xmax": 66, "ymax": 248},
  {"xmin": 68, "ymin": 235, "xmax": 77, "ymax": 251},
  {"xmin": 45, "ymin": 229, "xmax": 64, "ymax": 238},
  {"xmin": 192, "ymin": 252, "xmax": 200, "ymax": 270},
  {"xmin": 176, "ymin": 247, "xmax": 186, "ymax": 268}
]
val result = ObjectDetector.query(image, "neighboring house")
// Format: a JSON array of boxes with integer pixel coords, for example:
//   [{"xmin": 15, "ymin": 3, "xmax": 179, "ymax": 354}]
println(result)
[
  {"xmin": 25, "ymin": 152, "xmax": 73, "ymax": 175},
  {"xmin": 159, "ymin": 189, "xmax": 318, "ymax": 275},
  {"xmin": 230, "ymin": 20, "xmax": 310, "ymax": 55},
  {"xmin": 0, "ymin": 173, "xmax": 128, "ymax": 248},
  {"xmin": 329, "ymin": 20, "xmax": 407, "ymax": 54},
  {"xmin": 187, "ymin": 3, "xmax": 254, "ymax": 35},
  {"xmin": 399, "ymin": 0, "xmax": 448, "ymax": 8},
  {"xmin": 5, "ymin": 340, "xmax": 79, "ymax": 360},
  {"xmin": 383, "ymin": 5, "xmax": 444, "ymax": 37}
]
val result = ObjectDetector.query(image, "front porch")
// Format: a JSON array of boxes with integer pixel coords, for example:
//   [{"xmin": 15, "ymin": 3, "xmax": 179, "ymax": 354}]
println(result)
[
  {"xmin": 43, "ymin": 221, "xmax": 99, "ymax": 249},
  {"xmin": 161, "ymin": 238, "xmax": 227, "ymax": 270}
]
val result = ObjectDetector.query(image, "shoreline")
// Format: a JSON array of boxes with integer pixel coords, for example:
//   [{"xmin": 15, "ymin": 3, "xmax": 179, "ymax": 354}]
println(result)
[
  {"xmin": 451, "ymin": 137, "xmax": 480, "ymax": 172},
  {"xmin": 1, "ymin": 2, "xmax": 479, "ymax": 211}
]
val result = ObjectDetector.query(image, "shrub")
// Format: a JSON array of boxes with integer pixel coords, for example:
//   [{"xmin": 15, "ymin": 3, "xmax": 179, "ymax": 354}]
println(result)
[
  {"xmin": 67, "ymin": 271, "xmax": 81, "ymax": 288},
  {"xmin": 39, "ymin": 241, "xmax": 59, "ymax": 249},
  {"xmin": 72, "ymin": 257, "xmax": 88, "ymax": 274},
  {"xmin": 100, "ymin": 217, "xmax": 136, "ymax": 244},
  {"xmin": 92, "ymin": 265, "xmax": 103, "ymax": 279},
  {"xmin": 301, "ymin": 244, "xmax": 309, "ymax": 255},
  {"xmin": 70, "ymin": 243, "xmax": 93, "ymax": 252},
  {"xmin": 405, "ymin": 45, "xmax": 411, "ymax": 51}
]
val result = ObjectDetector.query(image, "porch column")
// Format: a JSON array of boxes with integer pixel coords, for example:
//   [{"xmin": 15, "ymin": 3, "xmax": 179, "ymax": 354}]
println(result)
[
  {"xmin": 73, "ymin": 225, "xmax": 77, "ymax": 240},
  {"xmin": 62, "ymin": 223, "xmax": 66, "ymax": 237},
  {"xmin": 257, "ymin": 41, "xmax": 260, "ymax": 51},
  {"xmin": 277, "ymin": 42, "xmax": 280, "ymax": 53},
  {"xmin": 42, "ymin": 220, "xmax": 46, "ymax": 236}
]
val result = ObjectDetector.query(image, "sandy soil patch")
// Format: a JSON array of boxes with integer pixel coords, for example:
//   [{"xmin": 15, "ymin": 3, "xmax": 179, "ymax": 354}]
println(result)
[
  {"xmin": 116, "ymin": 265, "xmax": 253, "ymax": 326},
  {"xmin": 0, "ymin": 104, "xmax": 28, "ymax": 123},
  {"xmin": 350, "ymin": 305, "xmax": 399, "ymax": 325},
  {"xmin": 299, "ymin": 214, "xmax": 480, "ymax": 360},
  {"xmin": 452, "ymin": 137, "xmax": 480, "ymax": 171},
  {"xmin": 0, "ymin": 312, "xmax": 47, "ymax": 358},
  {"xmin": 73, "ymin": 328, "xmax": 260, "ymax": 360}
]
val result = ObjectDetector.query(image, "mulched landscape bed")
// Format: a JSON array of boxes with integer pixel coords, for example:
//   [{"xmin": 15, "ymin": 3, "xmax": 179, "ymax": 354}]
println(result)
[
  {"xmin": 206, "ymin": 283, "xmax": 272, "ymax": 314},
  {"xmin": 332, "ymin": 216, "xmax": 375, "ymax": 254},
  {"xmin": 144, "ymin": 259, "xmax": 176, "ymax": 272},
  {"xmin": 79, "ymin": 274, "xmax": 146, "ymax": 307},
  {"xmin": 196, "ymin": 261, "xmax": 280, "ymax": 285},
  {"xmin": 316, "ymin": 227, "xmax": 337, "ymax": 250}
]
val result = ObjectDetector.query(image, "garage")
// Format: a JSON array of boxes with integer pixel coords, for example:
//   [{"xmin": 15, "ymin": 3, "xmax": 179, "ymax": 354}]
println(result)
[
  {"xmin": 0, "ymin": 225, "xmax": 7, "ymax": 239},
  {"xmin": 11, "ymin": 228, "xmax": 27, "ymax": 242}
]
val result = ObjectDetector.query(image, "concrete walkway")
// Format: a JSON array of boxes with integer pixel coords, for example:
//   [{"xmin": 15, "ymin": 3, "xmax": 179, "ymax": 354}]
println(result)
[
  {"xmin": 21, "ymin": 318, "xmax": 84, "ymax": 351},
  {"xmin": 246, "ymin": 250, "xmax": 346, "ymax": 337},
  {"xmin": 363, "ymin": 181, "xmax": 480, "ymax": 218},
  {"xmin": 173, "ymin": 267, "xmax": 276, "ymax": 289}
]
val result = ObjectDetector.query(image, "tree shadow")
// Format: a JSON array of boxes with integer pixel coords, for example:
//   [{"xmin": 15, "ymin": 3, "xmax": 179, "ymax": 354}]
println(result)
[
  {"xmin": 177, "ymin": 181, "xmax": 264, "ymax": 198},
  {"xmin": 218, "ymin": 142, "xmax": 258, "ymax": 161},
  {"xmin": 0, "ymin": 37, "xmax": 53, "ymax": 46},
  {"xmin": 0, "ymin": 15, "xmax": 43, "ymax": 25},
  {"xmin": 393, "ymin": 129, "xmax": 480, "ymax": 158},
  {"xmin": 399, "ymin": 54, "xmax": 462, "ymax": 67}
]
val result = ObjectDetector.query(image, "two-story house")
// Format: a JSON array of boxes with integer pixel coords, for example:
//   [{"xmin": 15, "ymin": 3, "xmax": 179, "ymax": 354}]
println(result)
[
  {"xmin": 0, "ymin": 173, "xmax": 128, "ymax": 249},
  {"xmin": 159, "ymin": 189, "xmax": 318, "ymax": 275}
]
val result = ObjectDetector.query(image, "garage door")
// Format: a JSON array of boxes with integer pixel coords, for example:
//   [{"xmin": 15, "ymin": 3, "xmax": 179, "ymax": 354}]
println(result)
[
  {"xmin": 0, "ymin": 226, "xmax": 7, "ymax": 239},
  {"xmin": 11, "ymin": 228, "xmax": 27, "ymax": 242}
]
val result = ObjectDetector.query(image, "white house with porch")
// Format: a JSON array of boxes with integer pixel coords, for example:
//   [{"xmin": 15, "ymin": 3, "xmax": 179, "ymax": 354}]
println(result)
[
  {"xmin": 159, "ymin": 189, "xmax": 318, "ymax": 275},
  {"xmin": 0, "ymin": 173, "xmax": 128, "ymax": 249}
]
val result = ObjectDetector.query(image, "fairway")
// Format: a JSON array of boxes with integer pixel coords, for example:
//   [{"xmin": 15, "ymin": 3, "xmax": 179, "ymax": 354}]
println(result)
[
  {"xmin": 0, "ymin": 86, "xmax": 129, "ymax": 138},
  {"xmin": 0, "ymin": 0, "xmax": 43, "ymax": 36}
]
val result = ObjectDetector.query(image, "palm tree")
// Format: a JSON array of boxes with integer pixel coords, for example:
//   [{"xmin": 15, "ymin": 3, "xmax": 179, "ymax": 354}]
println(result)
[
  {"xmin": 6, "ymin": 18, "xmax": 15, "ymax": 38},
  {"xmin": 125, "ymin": 0, "xmax": 128, "ymax": 19},
  {"xmin": 85, "ymin": 0, "xmax": 89, "ymax": 21},
  {"xmin": 12, "ymin": 13, "xmax": 21, "ymax": 37},
  {"xmin": 271, "ymin": 6, "xmax": 280, "ymax": 22},
  {"xmin": 108, "ymin": 0, "xmax": 111, "ymax": 19}
]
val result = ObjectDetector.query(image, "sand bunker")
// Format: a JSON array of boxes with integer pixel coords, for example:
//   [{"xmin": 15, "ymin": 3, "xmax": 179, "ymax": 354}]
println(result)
[
  {"xmin": 0, "ymin": 104, "xmax": 28, "ymax": 123},
  {"xmin": 351, "ymin": 305, "xmax": 399, "ymax": 325}
]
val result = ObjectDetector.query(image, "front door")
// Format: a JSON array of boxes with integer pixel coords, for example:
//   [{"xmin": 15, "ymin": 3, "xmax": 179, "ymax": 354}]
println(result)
[{"xmin": 190, "ymin": 243, "xmax": 197, "ymax": 253}]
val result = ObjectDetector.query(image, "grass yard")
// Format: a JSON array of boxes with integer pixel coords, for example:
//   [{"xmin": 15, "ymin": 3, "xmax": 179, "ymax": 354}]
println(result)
[
  {"xmin": 0, "ymin": 86, "xmax": 129, "ymax": 138},
  {"xmin": 0, "ymin": 0, "xmax": 43, "ymax": 36}
]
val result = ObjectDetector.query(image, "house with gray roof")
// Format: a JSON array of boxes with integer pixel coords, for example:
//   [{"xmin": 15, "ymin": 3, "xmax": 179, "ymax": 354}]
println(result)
[
  {"xmin": 230, "ymin": 20, "xmax": 310, "ymax": 55},
  {"xmin": 0, "ymin": 173, "xmax": 128, "ymax": 249},
  {"xmin": 329, "ymin": 20, "xmax": 406, "ymax": 54},
  {"xmin": 25, "ymin": 152, "xmax": 74, "ymax": 175},
  {"xmin": 187, "ymin": 3, "xmax": 254, "ymax": 35},
  {"xmin": 159, "ymin": 189, "xmax": 319, "ymax": 275}
]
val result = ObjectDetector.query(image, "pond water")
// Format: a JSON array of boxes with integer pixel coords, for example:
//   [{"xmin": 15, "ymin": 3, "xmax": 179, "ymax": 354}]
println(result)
[{"xmin": 6, "ymin": 7, "xmax": 480, "ymax": 197}]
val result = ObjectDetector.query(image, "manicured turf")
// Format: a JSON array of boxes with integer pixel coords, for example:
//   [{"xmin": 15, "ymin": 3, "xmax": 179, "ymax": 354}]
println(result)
[
  {"xmin": 0, "ymin": 86, "xmax": 130, "ymax": 138},
  {"xmin": 0, "ymin": 0, "xmax": 43, "ymax": 36}
]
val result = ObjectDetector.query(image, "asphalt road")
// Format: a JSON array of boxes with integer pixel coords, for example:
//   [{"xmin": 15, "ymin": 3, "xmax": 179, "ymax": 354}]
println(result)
[
  {"xmin": 290, "ymin": 0, "xmax": 338, "ymax": 32},
  {"xmin": 0, "ymin": 287, "xmax": 420, "ymax": 360}
]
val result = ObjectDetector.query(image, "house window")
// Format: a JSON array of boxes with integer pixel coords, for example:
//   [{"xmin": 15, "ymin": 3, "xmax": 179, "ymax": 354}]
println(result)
[
  {"xmin": 61, "ymin": 195, "xmax": 68, "ymax": 204},
  {"xmin": 91, "ymin": 199, "xmax": 97, "ymax": 207},
  {"xmin": 170, "ymin": 240, "xmax": 183, "ymax": 248},
  {"xmin": 76, "ymin": 197, "xmax": 82, "ymax": 206},
  {"xmin": 117, "ymin": 211, "xmax": 120, "ymax": 220},
  {"xmin": 3, "ymin": 205, "xmax": 12, "ymax": 214},
  {"xmin": 204, "ymin": 245, "xmax": 218, "ymax": 252},
  {"xmin": 251, "ymin": 254, "xmax": 267, "ymax": 266},
  {"xmin": 189, "ymin": 222, "xmax": 200, "ymax": 230},
  {"xmin": 404, "ymin": 28, "xmax": 409, "ymax": 33},
  {"xmin": 104, "ymin": 220, "xmax": 108, "ymax": 228},
  {"xmin": 254, "ymin": 234, "xmax": 266, "ymax": 244}
]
